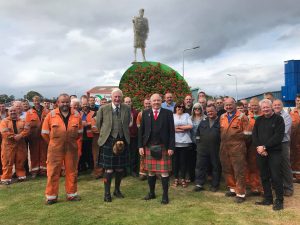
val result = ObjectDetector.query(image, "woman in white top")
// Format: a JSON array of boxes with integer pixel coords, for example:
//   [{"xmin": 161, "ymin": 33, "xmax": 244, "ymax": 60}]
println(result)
[{"xmin": 173, "ymin": 101, "xmax": 193, "ymax": 188}]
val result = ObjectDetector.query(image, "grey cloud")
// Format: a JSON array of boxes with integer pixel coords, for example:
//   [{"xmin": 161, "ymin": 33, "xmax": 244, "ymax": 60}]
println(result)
[{"xmin": 1, "ymin": 0, "xmax": 300, "ymax": 98}]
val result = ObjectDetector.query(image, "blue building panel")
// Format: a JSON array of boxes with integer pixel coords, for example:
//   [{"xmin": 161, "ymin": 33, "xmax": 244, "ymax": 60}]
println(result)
[{"xmin": 282, "ymin": 60, "xmax": 300, "ymax": 106}]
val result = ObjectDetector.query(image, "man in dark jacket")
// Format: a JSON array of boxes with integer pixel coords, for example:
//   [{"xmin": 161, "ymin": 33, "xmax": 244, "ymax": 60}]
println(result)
[
  {"xmin": 138, "ymin": 93, "xmax": 175, "ymax": 204},
  {"xmin": 194, "ymin": 104, "xmax": 221, "ymax": 192},
  {"xmin": 252, "ymin": 99, "xmax": 285, "ymax": 211}
]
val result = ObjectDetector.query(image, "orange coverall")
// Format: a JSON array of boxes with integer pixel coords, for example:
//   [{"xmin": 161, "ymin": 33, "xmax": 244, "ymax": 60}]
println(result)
[
  {"xmin": 220, "ymin": 111, "xmax": 248, "ymax": 197},
  {"xmin": 245, "ymin": 112, "xmax": 262, "ymax": 192},
  {"xmin": 25, "ymin": 107, "xmax": 49, "ymax": 175},
  {"xmin": 0, "ymin": 117, "xmax": 30, "ymax": 181},
  {"xmin": 41, "ymin": 109, "xmax": 82, "ymax": 200},
  {"xmin": 91, "ymin": 115, "xmax": 103, "ymax": 178},
  {"xmin": 290, "ymin": 108, "xmax": 300, "ymax": 181}
]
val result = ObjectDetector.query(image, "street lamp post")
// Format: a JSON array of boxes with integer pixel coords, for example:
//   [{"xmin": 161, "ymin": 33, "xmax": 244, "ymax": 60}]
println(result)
[
  {"xmin": 182, "ymin": 46, "xmax": 200, "ymax": 77},
  {"xmin": 227, "ymin": 74, "xmax": 238, "ymax": 101}
]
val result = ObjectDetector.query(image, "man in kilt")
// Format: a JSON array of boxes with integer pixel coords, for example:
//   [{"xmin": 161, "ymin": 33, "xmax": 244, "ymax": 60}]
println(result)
[
  {"xmin": 96, "ymin": 88, "xmax": 131, "ymax": 202},
  {"xmin": 138, "ymin": 93, "xmax": 175, "ymax": 204}
]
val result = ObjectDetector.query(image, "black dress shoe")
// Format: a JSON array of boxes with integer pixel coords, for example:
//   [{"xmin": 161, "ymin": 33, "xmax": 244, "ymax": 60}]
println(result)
[
  {"xmin": 113, "ymin": 190, "xmax": 125, "ymax": 198},
  {"xmin": 194, "ymin": 185, "xmax": 205, "ymax": 192},
  {"xmin": 45, "ymin": 199, "xmax": 58, "ymax": 205},
  {"xmin": 143, "ymin": 192, "xmax": 156, "ymax": 200},
  {"xmin": 67, "ymin": 195, "xmax": 81, "ymax": 201},
  {"xmin": 255, "ymin": 199, "xmax": 273, "ymax": 205},
  {"xmin": 225, "ymin": 191, "xmax": 236, "ymax": 197},
  {"xmin": 161, "ymin": 196, "xmax": 169, "ymax": 204},
  {"xmin": 104, "ymin": 193, "xmax": 112, "ymax": 202},
  {"xmin": 273, "ymin": 199, "xmax": 283, "ymax": 211},
  {"xmin": 235, "ymin": 197, "xmax": 245, "ymax": 203}
]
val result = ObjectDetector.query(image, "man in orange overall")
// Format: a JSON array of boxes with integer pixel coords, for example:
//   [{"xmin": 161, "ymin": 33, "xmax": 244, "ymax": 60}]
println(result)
[
  {"xmin": 0, "ymin": 102, "xmax": 8, "ymax": 178},
  {"xmin": 91, "ymin": 115, "xmax": 103, "ymax": 179},
  {"xmin": 220, "ymin": 97, "xmax": 249, "ymax": 203},
  {"xmin": 42, "ymin": 93, "xmax": 82, "ymax": 205},
  {"xmin": 245, "ymin": 97, "xmax": 262, "ymax": 195},
  {"xmin": 290, "ymin": 94, "xmax": 300, "ymax": 183},
  {"xmin": 0, "ymin": 106, "xmax": 30, "ymax": 184},
  {"xmin": 25, "ymin": 96, "xmax": 49, "ymax": 177}
]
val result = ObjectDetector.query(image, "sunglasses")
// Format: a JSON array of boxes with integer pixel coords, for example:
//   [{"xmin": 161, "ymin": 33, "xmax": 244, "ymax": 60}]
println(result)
[
  {"xmin": 194, "ymin": 108, "xmax": 201, "ymax": 111},
  {"xmin": 177, "ymin": 106, "xmax": 184, "ymax": 109}
]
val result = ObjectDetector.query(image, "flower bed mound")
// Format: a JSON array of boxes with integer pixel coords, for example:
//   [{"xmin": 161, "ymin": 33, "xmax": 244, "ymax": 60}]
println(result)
[{"xmin": 119, "ymin": 62, "xmax": 190, "ymax": 110}]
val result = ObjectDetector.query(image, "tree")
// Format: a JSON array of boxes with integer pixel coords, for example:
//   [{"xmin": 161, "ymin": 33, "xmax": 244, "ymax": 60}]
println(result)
[{"xmin": 24, "ymin": 91, "xmax": 43, "ymax": 101}]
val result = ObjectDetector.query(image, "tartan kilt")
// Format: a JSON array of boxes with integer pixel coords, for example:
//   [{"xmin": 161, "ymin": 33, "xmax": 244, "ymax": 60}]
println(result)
[
  {"xmin": 144, "ymin": 145, "xmax": 172, "ymax": 173},
  {"xmin": 98, "ymin": 136, "xmax": 129, "ymax": 169}
]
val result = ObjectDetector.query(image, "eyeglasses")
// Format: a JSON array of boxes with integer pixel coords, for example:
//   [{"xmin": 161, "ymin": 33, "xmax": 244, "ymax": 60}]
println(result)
[
  {"xmin": 177, "ymin": 106, "xmax": 184, "ymax": 109},
  {"xmin": 194, "ymin": 108, "xmax": 201, "ymax": 111}
]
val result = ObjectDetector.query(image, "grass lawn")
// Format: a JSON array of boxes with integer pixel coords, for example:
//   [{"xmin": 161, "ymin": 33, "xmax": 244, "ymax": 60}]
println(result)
[{"xmin": 0, "ymin": 174, "xmax": 299, "ymax": 225}]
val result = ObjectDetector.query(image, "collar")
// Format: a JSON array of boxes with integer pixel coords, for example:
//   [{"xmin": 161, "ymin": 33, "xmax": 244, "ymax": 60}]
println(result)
[
  {"xmin": 111, "ymin": 103, "xmax": 120, "ymax": 110},
  {"xmin": 166, "ymin": 102, "xmax": 175, "ymax": 107},
  {"xmin": 33, "ymin": 105, "xmax": 44, "ymax": 112},
  {"xmin": 152, "ymin": 108, "xmax": 161, "ymax": 114},
  {"xmin": 226, "ymin": 110, "xmax": 236, "ymax": 118}
]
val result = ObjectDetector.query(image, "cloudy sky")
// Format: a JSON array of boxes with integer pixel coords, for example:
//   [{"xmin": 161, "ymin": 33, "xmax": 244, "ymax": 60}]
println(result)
[{"xmin": 1, "ymin": 0, "xmax": 300, "ymax": 99}]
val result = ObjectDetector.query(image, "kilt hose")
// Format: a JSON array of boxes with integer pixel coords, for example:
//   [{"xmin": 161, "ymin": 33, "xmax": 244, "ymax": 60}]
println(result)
[
  {"xmin": 98, "ymin": 136, "xmax": 129, "ymax": 169},
  {"xmin": 144, "ymin": 145, "xmax": 172, "ymax": 173}
]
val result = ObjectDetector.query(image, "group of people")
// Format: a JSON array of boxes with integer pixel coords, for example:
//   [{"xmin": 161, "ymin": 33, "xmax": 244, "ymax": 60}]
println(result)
[{"xmin": 0, "ymin": 89, "xmax": 299, "ymax": 211}]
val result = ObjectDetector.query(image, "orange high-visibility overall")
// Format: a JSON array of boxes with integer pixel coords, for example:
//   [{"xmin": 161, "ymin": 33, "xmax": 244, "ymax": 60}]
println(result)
[
  {"xmin": 220, "ymin": 111, "xmax": 248, "ymax": 197},
  {"xmin": 245, "ymin": 112, "xmax": 263, "ymax": 192},
  {"xmin": 0, "ymin": 117, "xmax": 30, "ymax": 181},
  {"xmin": 25, "ymin": 107, "xmax": 49, "ymax": 175},
  {"xmin": 41, "ymin": 108, "xmax": 82, "ymax": 200},
  {"xmin": 290, "ymin": 108, "xmax": 300, "ymax": 181}
]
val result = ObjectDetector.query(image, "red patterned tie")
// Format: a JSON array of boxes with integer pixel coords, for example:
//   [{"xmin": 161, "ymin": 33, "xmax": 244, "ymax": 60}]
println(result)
[{"xmin": 154, "ymin": 110, "xmax": 158, "ymax": 120}]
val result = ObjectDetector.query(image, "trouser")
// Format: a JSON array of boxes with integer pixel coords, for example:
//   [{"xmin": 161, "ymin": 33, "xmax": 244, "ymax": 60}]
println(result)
[
  {"xmin": 187, "ymin": 144, "xmax": 196, "ymax": 181},
  {"xmin": 220, "ymin": 147, "xmax": 246, "ymax": 196},
  {"xmin": 257, "ymin": 150, "xmax": 283, "ymax": 201},
  {"xmin": 29, "ymin": 137, "xmax": 48, "ymax": 175},
  {"xmin": 290, "ymin": 142, "xmax": 300, "ymax": 180},
  {"xmin": 281, "ymin": 142, "xmax": 293, "ymax": 192},
  {"xmin": 246, "ymin": 145, "xmax": 262, "ymax": 192},
  {"xmin": 129, "ymin": 137, "xmax": 138, "ymax": 174},
  {"xmin": 1, "ymin": 144, "xmax": 27, "ymax": 181},
  {"xmin": 195, "ymin": 147, "xmax": 221, "ymax": 188},
  {"xmin": 174, "ymin": 147, "xmax": 189, "ymax": 179},
  {"xmin": 45, "ymin": 148, "xmax": 78, "ymax": 199},
  {"xmin": 92, "ymin": 136, "xmax": 103, "ymax": 178},
  {"xmin": 79, "ymin": 139, "xmax": 93, "ymax": 171}
]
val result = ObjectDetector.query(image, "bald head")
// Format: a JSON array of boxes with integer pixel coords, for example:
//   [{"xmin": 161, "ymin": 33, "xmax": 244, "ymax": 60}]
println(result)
[
  {"xmin": 8, "ymin": 106, "xmax": 18, "ymax": 120},
  {"xmin": 150, "ymin": 93, "xmax": 162, "ymax": 110},
  {"xmin": 224, "ymin": 97, "xmax": 236, "ymax": 113}
]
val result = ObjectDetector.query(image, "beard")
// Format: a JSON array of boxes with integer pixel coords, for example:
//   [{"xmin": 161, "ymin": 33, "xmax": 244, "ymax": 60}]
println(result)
[{"xmin": 60, "ymin": 105, "xmax": 70, "ymax": 112}]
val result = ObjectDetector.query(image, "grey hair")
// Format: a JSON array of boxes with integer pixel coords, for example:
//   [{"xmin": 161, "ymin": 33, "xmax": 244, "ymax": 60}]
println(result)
[
  {"xmin": 259, "ymin": 98, "xmax": 272, "ymax": 107},
  {"xmin": 70, "ymin": 98, "xmax": 80, "ymax": 106},
  {"xmin": 111, "ymin": 88, "xmax": 123, "ymax": 97},
  {"xmin": 150, "ymin": 93, "xmax": 162, "ymax": 101},
  {"xmin": 8, "ymin": 106, "xmax": 17, "ymax": 111}
]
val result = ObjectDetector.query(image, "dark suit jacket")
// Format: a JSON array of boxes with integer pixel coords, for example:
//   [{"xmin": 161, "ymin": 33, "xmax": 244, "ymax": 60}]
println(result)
[
  {"xmin": 138, "ymin": 108, "xmax": 175, "ymax": 150},
  {"xmin": 96, "ymin": 103, "xmax": 131, "ymax": 146}
]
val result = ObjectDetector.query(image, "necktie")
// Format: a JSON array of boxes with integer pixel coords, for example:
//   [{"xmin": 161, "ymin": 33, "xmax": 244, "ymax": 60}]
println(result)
[
  {"xmin": 115, "ymin": 106, "xmax": 119, "ymax": 115},
  {"xmin": 154, "ymin": 110, "xmax": 158, "ymax": 120}
]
